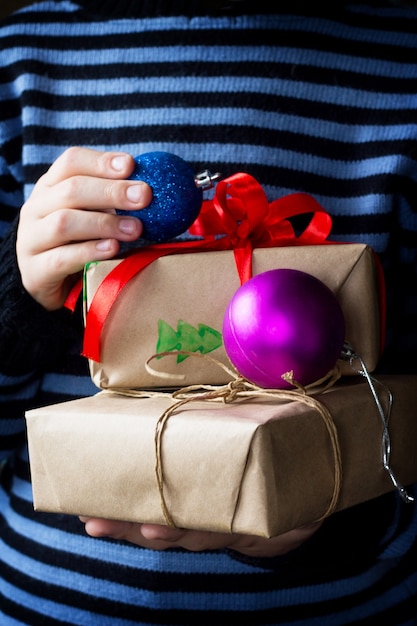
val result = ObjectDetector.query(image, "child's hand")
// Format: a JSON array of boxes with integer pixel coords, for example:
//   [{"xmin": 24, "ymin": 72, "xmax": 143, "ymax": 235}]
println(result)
[
  {"xmin": 16, "ymin": 147, "xmax": 152, "ymax": 311},
  {"xmin": 80, "ymin": 517, "xmax": 323, "ymax": 557}
]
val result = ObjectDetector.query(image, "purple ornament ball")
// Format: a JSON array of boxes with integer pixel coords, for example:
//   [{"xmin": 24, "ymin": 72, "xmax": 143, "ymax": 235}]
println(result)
[{"xmin": 222, "ymin": 268, "xmax": 345, "ymax": 389}]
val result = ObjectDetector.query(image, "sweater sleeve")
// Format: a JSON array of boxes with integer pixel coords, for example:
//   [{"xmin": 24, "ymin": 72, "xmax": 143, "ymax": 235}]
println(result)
[{"xmin": 0, "ymin": 217, "xmax": 83, "ymax": 376}]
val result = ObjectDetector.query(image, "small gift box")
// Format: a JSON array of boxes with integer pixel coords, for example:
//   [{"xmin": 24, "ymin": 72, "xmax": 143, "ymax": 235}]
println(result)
[
  {"xmin": 84, "ymin": 243, "xmax": 383, "ymax": 390},
  {"xmin": 79, "ymin": 174, "xmax": 385, "ymax": 390},
  {"xmin": 25, "ymin": 375, "xmax": 417, "ymax": 537}
]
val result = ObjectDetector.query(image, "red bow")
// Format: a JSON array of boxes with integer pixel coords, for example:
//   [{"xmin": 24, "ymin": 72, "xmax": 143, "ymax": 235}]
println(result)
[
  {"xmin": 74, "ymin": 173, "xmax": 332, "ymax": 361},
  {"xmin": 189, "ymin": 172, "xmax": 331, "ymax": 283}
]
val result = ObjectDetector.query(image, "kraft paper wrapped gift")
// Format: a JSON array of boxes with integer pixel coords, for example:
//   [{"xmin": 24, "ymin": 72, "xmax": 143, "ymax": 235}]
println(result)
[
  {"xmin": 25, "ymin": 375, "xmax": 417, "ymax": 538},
  {"xmin": 84, "ymin": 243, "xmax": 384, "ymax": 391}
]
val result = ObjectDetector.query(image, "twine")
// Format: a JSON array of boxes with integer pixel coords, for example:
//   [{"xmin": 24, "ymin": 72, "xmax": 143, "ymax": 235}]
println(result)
[{"xmin": 106, "ymin": 352, "xmax": 344, "ymax": 530}]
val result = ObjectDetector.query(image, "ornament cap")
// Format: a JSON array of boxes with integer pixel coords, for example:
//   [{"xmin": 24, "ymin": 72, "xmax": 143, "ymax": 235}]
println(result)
[{"xmin": 194, "ymin": 169, "xmax": 222, "ymax": 189}]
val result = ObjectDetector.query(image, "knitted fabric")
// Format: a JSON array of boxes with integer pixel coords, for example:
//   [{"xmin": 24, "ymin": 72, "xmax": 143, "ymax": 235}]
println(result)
[{"xmin": 0, "ymin": 2, "xmax": 416, "ymax": 624}]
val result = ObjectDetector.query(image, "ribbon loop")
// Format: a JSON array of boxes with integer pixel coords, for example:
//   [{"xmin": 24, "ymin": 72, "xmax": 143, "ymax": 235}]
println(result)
[{"xmin": 190, "ymin": 174, "xmax": 332, "ymax": 248}]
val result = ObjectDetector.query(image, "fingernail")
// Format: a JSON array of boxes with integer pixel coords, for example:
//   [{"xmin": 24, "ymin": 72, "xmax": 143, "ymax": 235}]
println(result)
[
  {"xmin": 96, "ymin": 239, "xmax": 112, "ymax": 251},
  {"xmin": 119, "ymin": 218, "xmax": 138, "ymax": 234},
  {"xmin": 111, "ymin": 155, "xmax": 128, "ymax": 171},
  {"xmin": 126, "ymin": 184, "xmax": 144, "ymax": 203}
]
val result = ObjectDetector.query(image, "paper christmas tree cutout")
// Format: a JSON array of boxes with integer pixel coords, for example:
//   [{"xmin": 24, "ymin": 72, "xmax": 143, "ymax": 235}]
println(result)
[{"xmin": 156, "ymin": 319, "xmax": 222, "ymax": 363}]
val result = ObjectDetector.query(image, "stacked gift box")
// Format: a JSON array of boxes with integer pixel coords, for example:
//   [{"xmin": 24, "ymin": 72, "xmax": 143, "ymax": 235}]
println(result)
[{"xmin": 26, "ymin": 173, "xmax": 417, "ymax": 537}]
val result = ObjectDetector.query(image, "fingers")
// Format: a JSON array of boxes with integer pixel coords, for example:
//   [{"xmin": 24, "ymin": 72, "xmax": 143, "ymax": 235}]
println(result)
[
  {"xmin": 22, "ymin": 206, "xmax": 143, "ymax": 256},
  {"xmin": 32, "ymin": 174, "xmax": 150, "ymax": 218},
  {"xmin": 79, "ymin": 517, "xmax": 324, "ymax": 556},
  {"xmin": 80, "ymin": 518, "xmax": 182, "ymax": 551},
  {"xmin": 38, "ymin": 146, "xmax": 136, "ymax": 188},
  {"xmin": 16, "ymin": 147, "xmax": 152, "ymax": 310},
  {"xmin": 29, "ymin": 147, "xmax": 151, "ymax": 218},
  {"xmin": 16, "ymin": 212, "xmax": 143, "ymax": 309},
  {"xmin": 80, "ymin": 518, "xmax": 235, "ymax": 552},
  {"xmin": 81, "ymin": 518, "xmax": 134, "ymax": 540},
  {"xmin": 139, "ymin": 524, "xmax": 183, "ymax": 541}
]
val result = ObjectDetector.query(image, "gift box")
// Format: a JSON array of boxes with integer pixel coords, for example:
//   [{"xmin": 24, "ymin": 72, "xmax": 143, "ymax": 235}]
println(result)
[
  {"xmin": 25, "ymin": 375, "xmax": 417, "ymax": 538},
  {"xmin": 84, "ymin": 242, "xmax": 384, "ymax": 390}
]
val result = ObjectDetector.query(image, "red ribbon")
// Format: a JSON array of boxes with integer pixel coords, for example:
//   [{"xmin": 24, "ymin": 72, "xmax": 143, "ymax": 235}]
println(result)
[
  {"xmin": 189, "ymin": 172, "xmax": 332, "ymax": 283},
  {"xmin": 77, "ymin": 173, "xmax": 333, "ymax": 362}
]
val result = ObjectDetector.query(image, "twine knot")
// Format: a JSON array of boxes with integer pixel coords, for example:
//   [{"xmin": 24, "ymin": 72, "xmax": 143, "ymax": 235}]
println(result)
[{"xmin": 109, "ymin": 351, "xmax": 344, "ymax": 531}]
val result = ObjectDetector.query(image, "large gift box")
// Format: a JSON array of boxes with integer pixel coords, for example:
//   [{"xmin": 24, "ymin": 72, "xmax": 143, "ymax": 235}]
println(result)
[
  {"xmin": 25, "ymin": 375, "xmax": 417, "ymax": 538},
  {"xmin": 84, "ymin": 242, "xmax": 384, "ymax": 390}
]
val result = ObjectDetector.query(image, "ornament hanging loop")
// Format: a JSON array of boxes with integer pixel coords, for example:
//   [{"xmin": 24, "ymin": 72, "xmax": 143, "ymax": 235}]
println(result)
[
  {"xmin": 195, "ymin": 169, "xmax": 222, "ymax": 189},
  {"xmin": 340, "ymin": 341, "xmax": 414, "ymax": 504}
]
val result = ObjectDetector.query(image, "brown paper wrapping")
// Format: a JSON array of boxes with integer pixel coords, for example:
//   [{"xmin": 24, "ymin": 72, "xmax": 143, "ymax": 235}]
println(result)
[
  {"xmin": 85, "ymin": 243, "xmax": 383, "ymax": 390},
  {"xmin": 25, "ymin": 375, "xmax": 417, "ymax": 538}
]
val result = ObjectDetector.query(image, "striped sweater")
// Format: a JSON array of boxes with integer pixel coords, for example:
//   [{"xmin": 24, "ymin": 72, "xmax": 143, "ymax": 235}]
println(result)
[{"xmin": 0, "ymin": 1, "xmax": 416, "ymax": 624}]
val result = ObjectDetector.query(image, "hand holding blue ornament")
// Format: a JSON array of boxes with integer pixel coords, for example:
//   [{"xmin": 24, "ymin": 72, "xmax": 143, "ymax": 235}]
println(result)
[
  {"xmin": 117, "ymin": 151, "xmax": 219, "ymax": 243},
  {"xmin": 222, "ymin": 269, "xmax": 346, "ymax": 389}
]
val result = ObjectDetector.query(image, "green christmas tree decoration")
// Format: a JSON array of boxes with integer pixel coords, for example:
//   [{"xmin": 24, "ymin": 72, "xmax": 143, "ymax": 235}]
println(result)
[{"xmin": 156, "ymin": 319, "xmax": 223, "ymax": 363}]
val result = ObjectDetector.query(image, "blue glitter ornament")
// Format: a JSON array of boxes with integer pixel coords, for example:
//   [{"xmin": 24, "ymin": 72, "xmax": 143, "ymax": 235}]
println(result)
[{"xmin": 117, "ymin": 151, "xmax": 206, "ymax": 243}]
